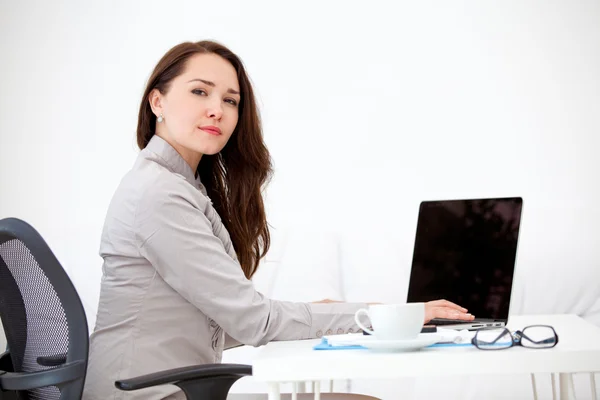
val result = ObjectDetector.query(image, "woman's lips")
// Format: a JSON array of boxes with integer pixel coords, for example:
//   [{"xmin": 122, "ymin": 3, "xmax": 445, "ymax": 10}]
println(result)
[{"xmin": 199, "ymin": 126, "xmax": 222, "ymax": 136}]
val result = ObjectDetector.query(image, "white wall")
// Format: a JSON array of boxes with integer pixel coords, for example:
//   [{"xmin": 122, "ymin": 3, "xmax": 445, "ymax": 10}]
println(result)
[{"xmin": 1, "ymin": 1, "xmax": 600, "ymax": 399}]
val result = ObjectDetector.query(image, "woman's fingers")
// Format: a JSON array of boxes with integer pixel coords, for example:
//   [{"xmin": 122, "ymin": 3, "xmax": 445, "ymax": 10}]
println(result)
[
  {"xmin": 428, "ymin": 299, "xmax": 468, "ymax": 313},
  {"xmin": 433, "ymin": 307, "xmax": 474, "ymax": 320},
  {"xmin": 424, "ymin": 300, "xmax": 474, "ymax": 323}
]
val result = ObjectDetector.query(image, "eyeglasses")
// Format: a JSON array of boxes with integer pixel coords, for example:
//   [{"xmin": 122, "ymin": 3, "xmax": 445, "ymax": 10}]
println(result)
[{"xmin": 472, "ymin": 325, "xmax": 559, "ymax": 350}]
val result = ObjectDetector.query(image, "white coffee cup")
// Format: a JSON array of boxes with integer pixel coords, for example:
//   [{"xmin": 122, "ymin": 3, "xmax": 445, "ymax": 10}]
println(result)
[{"xmin": 354, "ymin": 303, "xmax": 425, "ymax": 340}]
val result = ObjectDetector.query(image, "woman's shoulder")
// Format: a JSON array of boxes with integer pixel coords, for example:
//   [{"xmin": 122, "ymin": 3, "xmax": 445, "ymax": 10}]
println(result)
[
  {"xmin": 106, "ymin": 157, "xmax": 206, "ymax": 219},
  {"xmin": 102, "ymin": 151, "xmax": 212, "ymax": 240},
  {"xmin": 126, "ymin": 159, "xmax": 207, "ymax": 209},
  {"xmin": 101, "ymin": 159, "xmax": 210, "ymax": 248}
]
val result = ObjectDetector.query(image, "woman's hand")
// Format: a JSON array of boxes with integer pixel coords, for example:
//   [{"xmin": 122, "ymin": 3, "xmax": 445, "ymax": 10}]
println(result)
[
  {"xmin": 312, "ymin": 299, "xmax": 342, "ymax": 303},
  {"xmin": 424, "ymin": 299, "xmax": 474, "ymax": 323}
]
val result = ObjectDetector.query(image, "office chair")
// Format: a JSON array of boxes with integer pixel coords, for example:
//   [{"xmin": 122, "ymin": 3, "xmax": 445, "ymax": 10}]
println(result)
[{"xmin": 0, "ymin": 217, "xmax": 251, "ymax": 399}]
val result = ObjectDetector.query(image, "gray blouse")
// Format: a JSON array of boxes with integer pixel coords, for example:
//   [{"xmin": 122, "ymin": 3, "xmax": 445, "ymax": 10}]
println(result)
[{"xmin": 82, "ymin": 135, "xmax": 366, "ymax": 400}]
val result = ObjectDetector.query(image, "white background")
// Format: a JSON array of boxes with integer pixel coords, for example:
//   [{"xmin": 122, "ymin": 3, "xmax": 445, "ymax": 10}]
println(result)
[{"xmin": 1, "ymin": 1, "xmax": 599, "ymax": 398}]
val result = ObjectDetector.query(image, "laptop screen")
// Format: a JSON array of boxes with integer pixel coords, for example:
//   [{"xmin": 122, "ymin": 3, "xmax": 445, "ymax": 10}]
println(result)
[{"xmin": 406, "ymin": 197, "xmax": 523, "ymax": 321}]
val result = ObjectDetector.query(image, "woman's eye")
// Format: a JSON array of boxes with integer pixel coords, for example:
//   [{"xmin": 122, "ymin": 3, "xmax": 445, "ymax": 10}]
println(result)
[
  {"xmin": 225, "ymin": 98, "xmax": 238, "ymax": 106},
  {"xmin": 192, "ymin": 89, "xmax": 207, "ymax": 96}
]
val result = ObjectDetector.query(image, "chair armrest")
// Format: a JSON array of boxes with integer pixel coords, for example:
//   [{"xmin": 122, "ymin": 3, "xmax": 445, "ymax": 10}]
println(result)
[
  {"xmin": 0, "ymin": 360, "xmax": 86, "ymax": 391},
  {"xmin": 115, "ymin": 363, "xmax": 252, "ymax": 391},
  {"xmin": 37, "ymin": 353, "xmax": 67, "ymax": 367},
  {"xmin": 3, "ymin": 350, "xmax": 68, "ymax": 368}
]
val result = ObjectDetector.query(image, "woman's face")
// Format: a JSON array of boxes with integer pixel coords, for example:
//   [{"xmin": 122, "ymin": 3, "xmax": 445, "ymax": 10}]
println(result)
[{"xmin": 150, "ymin": 53, "xmax": 241, "ymax": 168}]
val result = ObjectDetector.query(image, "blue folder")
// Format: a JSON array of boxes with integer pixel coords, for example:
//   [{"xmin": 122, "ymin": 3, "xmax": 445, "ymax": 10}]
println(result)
[{"xmin": 313, "ymin": 337, "xmax": 473, "ymax": 351}]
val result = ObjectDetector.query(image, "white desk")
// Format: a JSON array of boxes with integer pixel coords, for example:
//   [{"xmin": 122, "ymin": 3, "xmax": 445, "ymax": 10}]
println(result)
[{"xmin": 252, "ymin": 315, "xmax": 600, "ymax": 400}]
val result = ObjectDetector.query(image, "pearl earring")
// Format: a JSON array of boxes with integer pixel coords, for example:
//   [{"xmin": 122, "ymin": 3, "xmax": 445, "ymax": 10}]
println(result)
[{"xmin": 157, "ymin": 113, "xmax": 164, "ymax": 123}]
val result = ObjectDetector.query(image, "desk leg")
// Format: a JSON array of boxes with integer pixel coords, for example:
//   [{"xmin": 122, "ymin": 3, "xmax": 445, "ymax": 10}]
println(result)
[
  {"xmin": 267, "ymin": 383, "xmax": 281, "ymax": 400},
  {"xmin": 314, "ymin": 381, "xmax": 321, "ymax": 400},
  {"xmin": 531, "ymin": 374, "xmax": 539, "ymax": 400},
  {"xmin": 559, "ymin": 373, "xmax": 576, "ymax": 400},
  {"xmin": 551, "ymin": 373, "xmax": 557, "ymax": 400},
  {"xmin": 298, "ymin": 381, "xmax": 307, "ymax": 393},
  {"xmin": 591, "ymin": 373, "xmax": 597, "ymax": 400}
]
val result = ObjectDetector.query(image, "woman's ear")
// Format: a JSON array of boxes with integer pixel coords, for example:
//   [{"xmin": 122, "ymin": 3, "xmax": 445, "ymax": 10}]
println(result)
[{"xmin": 149, "ymin": 88, "xmax": 163, "ymax": 117}]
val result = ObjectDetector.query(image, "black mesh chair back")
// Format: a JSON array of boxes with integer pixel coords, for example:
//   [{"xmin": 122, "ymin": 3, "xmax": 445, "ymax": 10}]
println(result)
[{"xmin": 0, "ymin": 218, "xmax": 88, "ymax": 399}]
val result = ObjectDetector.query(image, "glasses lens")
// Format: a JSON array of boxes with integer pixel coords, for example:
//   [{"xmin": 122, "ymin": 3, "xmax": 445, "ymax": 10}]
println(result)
[
  {"xmin": 474, "ymin": 328, "xmax": 513, "ymax": 350},
  {"xmin": 521, "ymin": 326, "xmax": 557, "ymax": 348}
]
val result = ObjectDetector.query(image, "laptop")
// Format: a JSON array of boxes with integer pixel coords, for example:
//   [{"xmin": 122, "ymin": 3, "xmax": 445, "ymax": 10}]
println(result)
[{"xmin": 406, "ymin": 197, "xmax": 523, "ymax": 330}]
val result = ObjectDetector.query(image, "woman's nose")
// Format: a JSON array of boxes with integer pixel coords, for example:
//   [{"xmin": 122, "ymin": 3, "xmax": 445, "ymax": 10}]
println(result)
[{"xmin": 206, "ymin": 100, "xmax": 223, "ymax": 120}]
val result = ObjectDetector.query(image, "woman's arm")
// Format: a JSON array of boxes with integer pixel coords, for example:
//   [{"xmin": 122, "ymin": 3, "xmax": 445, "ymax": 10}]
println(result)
[{"xmin": 134, "ymin": 177, "xmax": 363, "ymax": 347}]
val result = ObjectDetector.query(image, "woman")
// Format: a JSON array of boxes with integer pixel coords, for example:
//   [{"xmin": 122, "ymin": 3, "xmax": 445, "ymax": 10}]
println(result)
[{"xmin": 83, "ymin": 40, "xmax": 473, "ymax": 399}]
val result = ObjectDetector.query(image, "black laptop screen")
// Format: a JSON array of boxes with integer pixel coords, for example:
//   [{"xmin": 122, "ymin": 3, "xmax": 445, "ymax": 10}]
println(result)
[{"xmin": 406, "ymin": 197, "xmax": 523, "ymax": 320}]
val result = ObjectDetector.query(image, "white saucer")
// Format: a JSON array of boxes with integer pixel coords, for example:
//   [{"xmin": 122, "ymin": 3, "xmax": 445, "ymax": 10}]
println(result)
[{"xmin": 353, "ymin": 333, "xmax": 441, "ymax": 352}]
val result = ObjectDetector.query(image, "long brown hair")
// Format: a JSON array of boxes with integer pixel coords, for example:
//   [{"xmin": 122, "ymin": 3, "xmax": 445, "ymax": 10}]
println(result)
[{"xmin": 137, "ymin": 41, "xmax": 272, "ymax": 279}]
